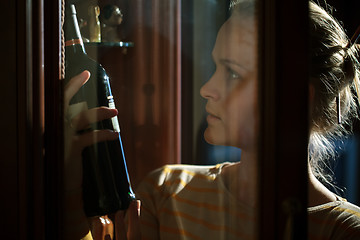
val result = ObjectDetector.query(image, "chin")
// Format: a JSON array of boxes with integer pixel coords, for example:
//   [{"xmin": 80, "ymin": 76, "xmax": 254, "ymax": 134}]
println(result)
[{"xmin": 203, "ymin": 129, "xmax": 225, "ymax": 146}]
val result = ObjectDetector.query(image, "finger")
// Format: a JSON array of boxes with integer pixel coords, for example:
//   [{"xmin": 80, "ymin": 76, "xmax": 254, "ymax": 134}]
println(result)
[
  {"xmin": 64, "ymin": 70, "xmax": 90, "ymax": 108},
  {"xmin": 128, "ymin": 200, "xmax": 141, "ymax": 240},
  {"xmin": 71, "ymin": 107, "xmax": 118, "ymax": 131},
  {"xmin": 103, "ymin": 216, "xmax": 114, "ymax": 240},
  {"xmin": 115, "ymin": 211, "xmax": 127, "ymax": 240},
  {"xmin": 88, "ymin": 217, "xmax": 104, "ymax": 240},
  {"xmin": 75, "ymin": 130, "xmax": 119, "ymax": 149}
]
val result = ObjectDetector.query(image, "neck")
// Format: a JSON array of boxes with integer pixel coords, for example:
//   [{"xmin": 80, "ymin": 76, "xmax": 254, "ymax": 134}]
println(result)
[
  {"xmin": 222, "ymin": 150, "xmax": 258, "ymax": 207},
  {"xmin": 222, "ymin": 152, "xmax": 337, "ymax": 208},
  {"xmin": 307, "ymin": 165, "xmax": 337, "ymax": 207}
]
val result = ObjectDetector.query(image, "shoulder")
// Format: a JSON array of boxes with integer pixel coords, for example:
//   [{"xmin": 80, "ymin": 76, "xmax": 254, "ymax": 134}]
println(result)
[
  {"xmin": 309, "ymin": 199, "xmax": 360, "ymax": 220},
  {"xmin": 135, "ymin": 163, "xmax": 232, "ymax": 200},
  {"xmin": 331, "ymin": 200, "xmax": 360, "ymax": 225},
  {"xmin": 308, "ymin": 199, "xmax": 360, "ymax": 239},
  {"xmin": 137, "ymin": 163, "xmax": 229, "ymax": 192},
  {"xmin": 135, "ymin": 163, "xmax": 230, "ymax": 216}
]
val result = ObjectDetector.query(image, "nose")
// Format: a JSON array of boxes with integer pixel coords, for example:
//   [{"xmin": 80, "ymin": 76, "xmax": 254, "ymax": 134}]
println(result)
[{"xmin": 200, "ymin": 74, "xmax": 219, "ymax": 101}]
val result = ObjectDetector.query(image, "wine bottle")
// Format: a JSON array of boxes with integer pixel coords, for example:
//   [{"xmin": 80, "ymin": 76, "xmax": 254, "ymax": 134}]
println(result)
[{"xmin": 64, "ymin": 3, "xmax": 135, "ymax": 217}]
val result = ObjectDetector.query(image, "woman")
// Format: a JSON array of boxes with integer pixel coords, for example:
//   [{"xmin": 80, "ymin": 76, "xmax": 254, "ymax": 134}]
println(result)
[{"xmin": 64, "ymin": 1, "xmax": 360, "ymax": 239}]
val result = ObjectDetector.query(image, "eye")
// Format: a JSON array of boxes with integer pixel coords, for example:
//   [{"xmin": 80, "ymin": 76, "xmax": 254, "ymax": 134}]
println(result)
[{"xmin": 226, "ymin": 67, "xmax": 242, "ymax": 81}]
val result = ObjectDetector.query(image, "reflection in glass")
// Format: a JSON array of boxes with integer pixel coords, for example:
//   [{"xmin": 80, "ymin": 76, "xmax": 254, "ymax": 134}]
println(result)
[
  {"xmin": 136, "ymin": 1, "xmax": 260, "ymax": 239},
  {"xmin": 62, "ymin": 0, "xmax": 360, "ymax": 239}
]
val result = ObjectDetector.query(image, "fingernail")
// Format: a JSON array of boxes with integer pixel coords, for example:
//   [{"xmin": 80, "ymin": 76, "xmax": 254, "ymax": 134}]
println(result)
[
  {"xmin": 136, "ymin": 200, "xmax": 141, "ymax": 209},
  {"xmin": 111, "ymin": 108, "xmax": 119, "ymax": 115},
  {"xmin": 81, "ymin": 71, "xmax": 91, "ymax": 82},
  {"xmin": 136, "ymin": 200, "xmax": 141, "ymax": 216},
  {"xmin": 83, "ymin": 70, "xmax": 91, "ymax": 76}
]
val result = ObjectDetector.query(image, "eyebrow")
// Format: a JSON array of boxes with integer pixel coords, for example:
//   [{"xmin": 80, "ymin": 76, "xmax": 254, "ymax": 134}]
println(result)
[{"xmin": 219, "ymin": 58, "xmax": 248, "ymax": 71}]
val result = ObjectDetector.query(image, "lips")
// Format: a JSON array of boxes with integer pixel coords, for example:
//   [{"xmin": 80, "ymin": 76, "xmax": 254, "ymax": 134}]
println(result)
[
  {"xmin": 207, "ymin": 114, "xmax": 221, "ymax": 123},
  {"xmin": 205, "ymin": 107, "xmax": 221, "ymax": 122}
]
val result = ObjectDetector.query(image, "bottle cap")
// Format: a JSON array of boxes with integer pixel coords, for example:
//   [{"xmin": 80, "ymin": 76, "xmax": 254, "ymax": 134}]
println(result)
[{"xmin": 66, "ymin": 3, "xmax": 77, "ymax": 16}]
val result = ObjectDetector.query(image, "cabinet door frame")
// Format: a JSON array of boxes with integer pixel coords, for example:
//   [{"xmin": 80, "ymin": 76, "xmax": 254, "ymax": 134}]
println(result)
[
  {"xmin": 43, "ymin": 0, "xmax": 63, "ymax": 238},
  {"xmin": 258, "ymin": 0, "xmax": 309, "ymax": 238},
  {"xmin": 0, "ymin": 0, "xmax": 63, "ymax": 239}
]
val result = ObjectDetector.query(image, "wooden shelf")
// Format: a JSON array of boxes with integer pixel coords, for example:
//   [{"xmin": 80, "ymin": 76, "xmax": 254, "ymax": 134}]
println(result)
[{"xmin": 84, "ymin": 41, "xmax": 134, "ymax": 47}]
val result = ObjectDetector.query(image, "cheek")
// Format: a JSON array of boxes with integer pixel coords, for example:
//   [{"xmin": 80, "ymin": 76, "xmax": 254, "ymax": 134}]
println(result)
[
  {"xmin": 223, "ymin": 83, "xmax": 257, "ymax": 148},
  {"xmin": 224, "ymin": 101, "xmax": 250, "ymax": 146}
]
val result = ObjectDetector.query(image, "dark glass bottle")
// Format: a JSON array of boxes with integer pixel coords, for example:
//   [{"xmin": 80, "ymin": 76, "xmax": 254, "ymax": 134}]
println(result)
[{"xmin": 64, "ymin": 3, "xmax": 135, "ymax": 217}]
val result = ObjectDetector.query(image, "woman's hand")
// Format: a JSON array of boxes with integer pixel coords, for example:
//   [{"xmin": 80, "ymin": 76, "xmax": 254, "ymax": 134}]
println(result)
[
  {"xmin": 63, "ymin": 71, "xmax": 121, "ymax": 239},
  {"xmin": 88, "ymin": 215, "xmax": 114, "ymax": 240},
  {"xmin": 63, "ymin": 71, "xmax": 141, "ymax": 240},
  {"xmin": 89, "ymin": 200, "xmax": 141, "ymax": 240},
  {"xmin": 114, "ymin": 200, "xmax": 142, "ymax": 240},
  {"xmin": 64, "ymin": 70, "xmax": 119, "ymax": 192}
]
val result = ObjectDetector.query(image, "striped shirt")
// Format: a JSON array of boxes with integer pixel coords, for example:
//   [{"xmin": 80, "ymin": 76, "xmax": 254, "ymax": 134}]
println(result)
[{"xmin": 136, "ymin": 163, "xmax": 360, "ymax": 240}]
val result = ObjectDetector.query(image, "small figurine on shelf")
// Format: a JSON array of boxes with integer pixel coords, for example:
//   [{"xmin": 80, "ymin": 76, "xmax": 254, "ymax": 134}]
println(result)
[
  {"xmin": 88, "ymin": 5, "xmax": 101, "ymax": 42},
  {"xmin": 78, "ymin": 18, "xmax": 90, "ymax": 43},
  {"xmin": 100, "ymin": 5, "xmax": 123, "ymax": 42}
]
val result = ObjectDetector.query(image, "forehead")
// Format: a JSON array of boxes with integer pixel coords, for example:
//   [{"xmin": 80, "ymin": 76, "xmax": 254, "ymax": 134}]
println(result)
[{"xmin": 213, "ymin": 14, "xmax": 257, "ymax": 61}]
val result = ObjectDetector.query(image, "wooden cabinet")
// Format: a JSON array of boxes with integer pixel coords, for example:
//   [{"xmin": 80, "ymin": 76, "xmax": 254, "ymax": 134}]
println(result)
[{"xmin": 2, "ymin": 0, "xmax": 359, "ymax": 239}]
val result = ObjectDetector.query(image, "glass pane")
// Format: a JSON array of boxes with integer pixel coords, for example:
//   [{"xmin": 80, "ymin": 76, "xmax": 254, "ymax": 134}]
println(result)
[{"xmin": 61, "ymin": 0, "xmax": 360, "ymax": 239}]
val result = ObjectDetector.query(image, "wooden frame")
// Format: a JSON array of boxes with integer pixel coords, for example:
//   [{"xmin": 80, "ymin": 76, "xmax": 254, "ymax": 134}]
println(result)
[
  {"xmin": 0, "ymin": 0, "xmax": 57, "ymax": 238},
  {"xmin": 43, "ymin": 0, "xmax": 63, "ymax": 238},
  {"xmin": 258, "ymin": 0, "xmax": 309, "ymax": 238}
]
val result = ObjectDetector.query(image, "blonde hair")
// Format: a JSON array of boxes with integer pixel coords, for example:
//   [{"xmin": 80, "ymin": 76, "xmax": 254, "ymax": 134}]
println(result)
[{"xmin": 308, "ymin": 1, "xmax": 360, "ymax": 186}]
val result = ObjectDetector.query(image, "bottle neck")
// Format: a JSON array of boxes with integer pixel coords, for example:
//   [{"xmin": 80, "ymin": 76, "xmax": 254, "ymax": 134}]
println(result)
[
  {"xmin": 64, "ymin": 4, "xmax": 86, "ymax": 54},
  {"xmin": 65, "ymin": 38, "xmax": 86, "ymax": 55}
]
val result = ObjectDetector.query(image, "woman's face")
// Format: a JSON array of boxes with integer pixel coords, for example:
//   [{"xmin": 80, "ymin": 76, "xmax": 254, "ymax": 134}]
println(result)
[{"xmin": 200, "ymin": 13, "xmax": 258, "ymax": 151}]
